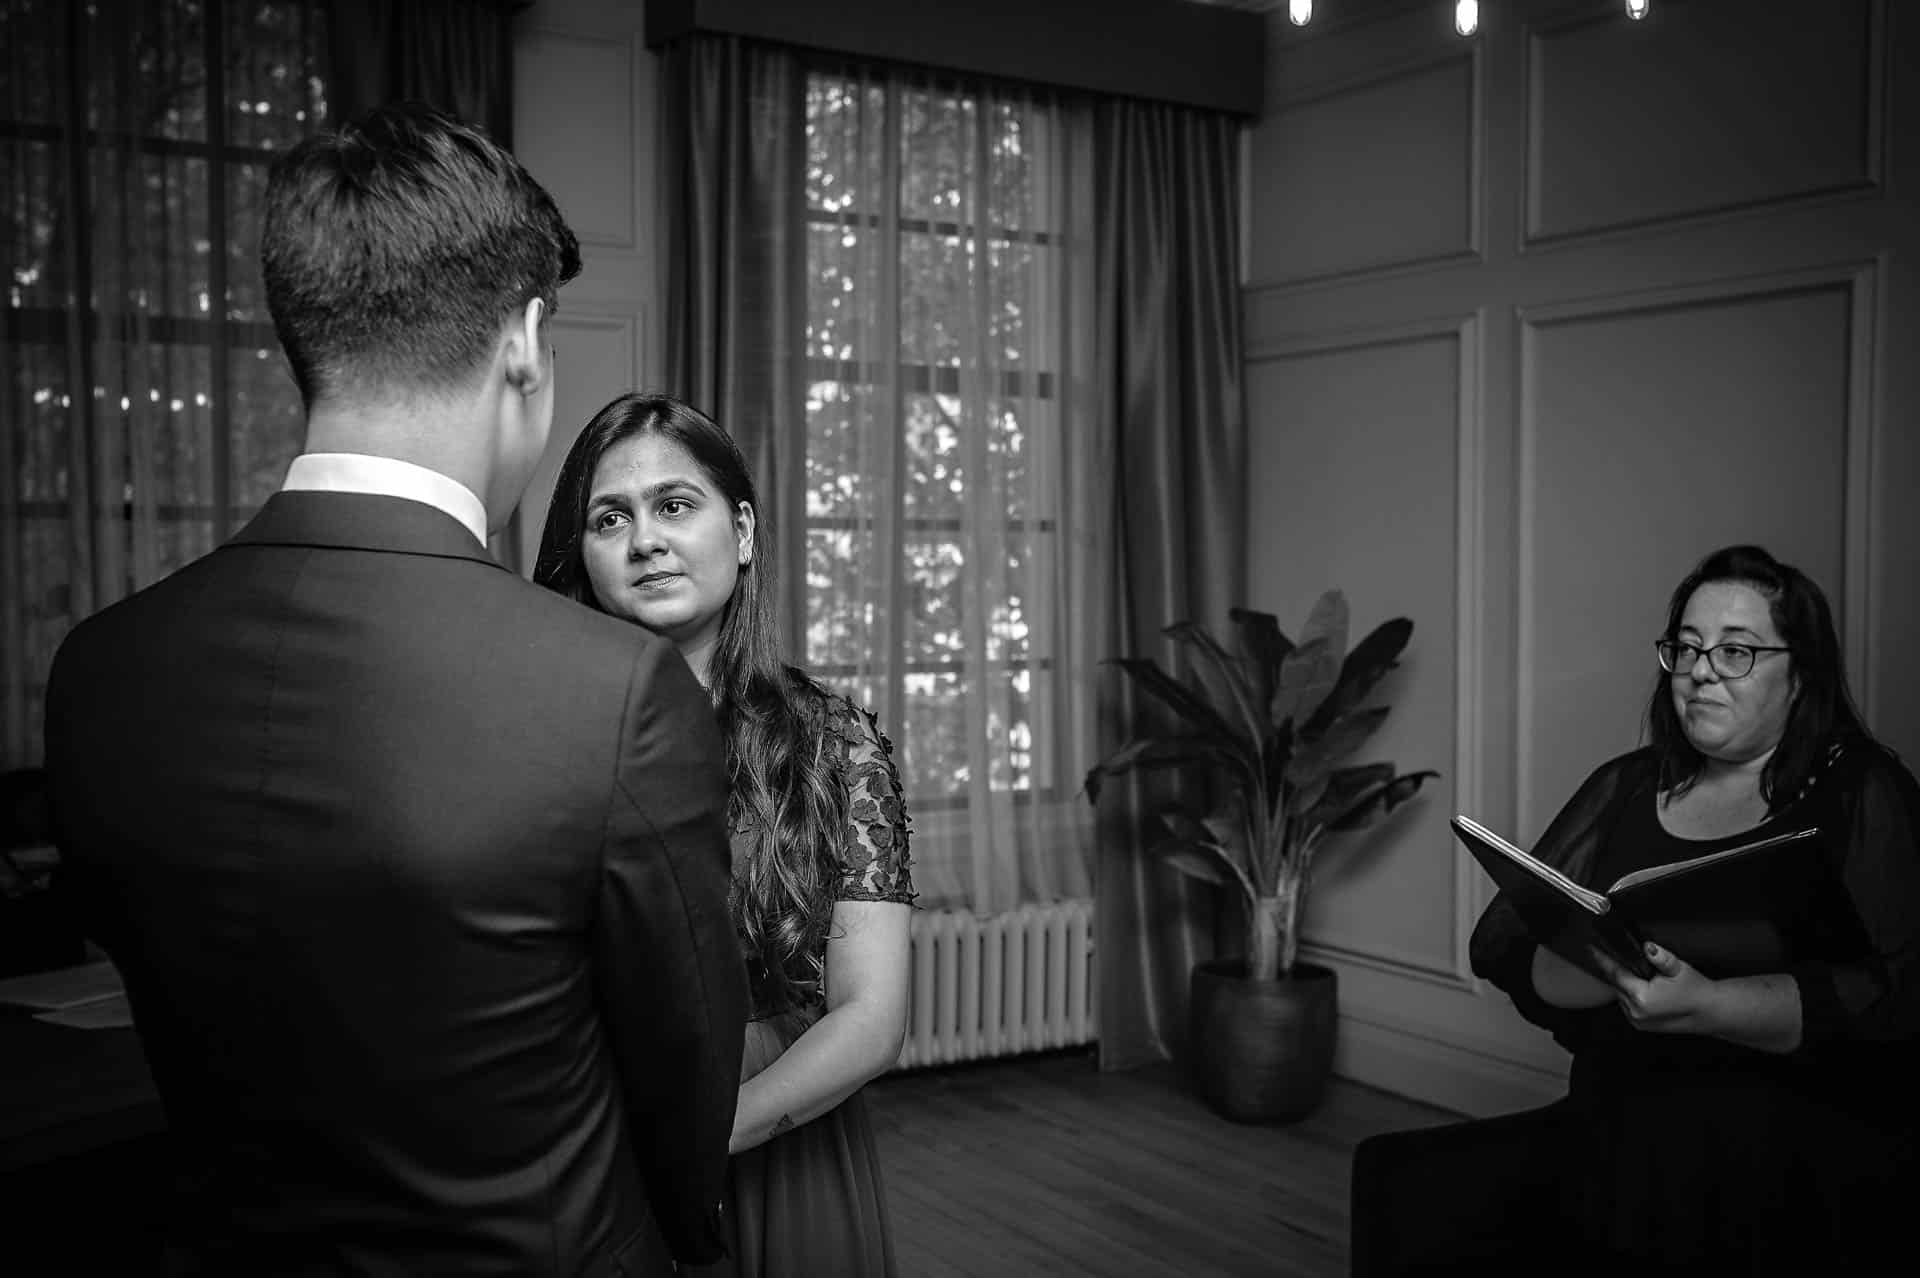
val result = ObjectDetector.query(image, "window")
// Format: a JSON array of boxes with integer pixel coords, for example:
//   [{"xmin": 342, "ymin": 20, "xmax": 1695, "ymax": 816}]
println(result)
[
  {"xmin": 801, "ymin": 69, "xmax": 1067, "ymax": 815},
  {"xmin": 0, "ymin": 0, "xmax": 327, "ymax": 763}
]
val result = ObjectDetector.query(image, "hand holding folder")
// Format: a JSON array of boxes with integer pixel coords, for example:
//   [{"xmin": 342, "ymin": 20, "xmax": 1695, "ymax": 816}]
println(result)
[{"xmin": 1452, "ymin": 815, "xmax": 1823, "ymax": 982}]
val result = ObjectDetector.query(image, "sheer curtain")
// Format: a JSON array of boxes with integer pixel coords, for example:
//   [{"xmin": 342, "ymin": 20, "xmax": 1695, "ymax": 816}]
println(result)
[
  {"xmin": 663, "ymin": 39, "xmax": 1105, "ymax": 915},
  {"xmin": 0, "ymin": 0, "xmax": 537, "ymax": 767},
  {"xmin": 0, "ymin": 0, "xmax": 329, "ymax": 768}
]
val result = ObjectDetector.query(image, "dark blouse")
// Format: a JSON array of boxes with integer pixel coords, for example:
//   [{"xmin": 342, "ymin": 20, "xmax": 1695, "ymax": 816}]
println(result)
[{"xmin": 1470, "ymin": 740, "xmax": 1920, "ymax": 1107}]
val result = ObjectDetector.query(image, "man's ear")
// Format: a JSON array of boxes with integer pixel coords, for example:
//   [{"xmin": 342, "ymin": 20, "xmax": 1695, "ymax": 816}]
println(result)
[{"xmin": 505, "ymin": 297, "xmax": 548, "ymax": 394}]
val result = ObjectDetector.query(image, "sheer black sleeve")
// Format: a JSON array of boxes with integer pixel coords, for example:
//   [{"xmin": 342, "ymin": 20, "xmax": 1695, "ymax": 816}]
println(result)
[
  {"xmin": 1468, "ymin": 750, "xmax": 1654, "ymax": 1044},
  {"xmin": 822, "ymin": 696, "xmax": 916, "ymax": 906},
  {"xmin": 1789, "ymin": 746, "xmax": 1920, "ymax": 1050}
]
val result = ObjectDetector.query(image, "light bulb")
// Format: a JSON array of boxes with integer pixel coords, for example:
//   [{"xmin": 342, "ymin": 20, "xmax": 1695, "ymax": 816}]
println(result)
[
  {"xmin": 1455, "ymin": 0, "xmax": 1479, "ymax": 36},
  {"xmin": 1626, "ymin": 0, "xmax": 1649, "ymax": 17},
  {"xmin": 1290, "ymin": 0, "xmax": 1312, "ymax": 25}
]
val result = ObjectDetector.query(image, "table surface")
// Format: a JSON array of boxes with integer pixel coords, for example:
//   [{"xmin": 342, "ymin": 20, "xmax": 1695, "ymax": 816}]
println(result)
[{"xmin": 0, "ymin": 1011, "xmax": 164, "ymax": 1173}]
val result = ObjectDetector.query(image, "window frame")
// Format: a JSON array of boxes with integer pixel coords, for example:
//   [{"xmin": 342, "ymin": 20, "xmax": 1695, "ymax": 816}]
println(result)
[{"xmin": 799, "ymin": 71, "xmax": 1065, "ymax": 811}]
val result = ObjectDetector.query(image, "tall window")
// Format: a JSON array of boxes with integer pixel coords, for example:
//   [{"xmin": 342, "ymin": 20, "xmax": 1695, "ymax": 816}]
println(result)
[
  {"xmin": 0, "ymin": 0, "xmax": 327, "ymax": 765},
  {"xmin": 799, "ymin": 65, "xmax": 1093, "ymax": 911}
]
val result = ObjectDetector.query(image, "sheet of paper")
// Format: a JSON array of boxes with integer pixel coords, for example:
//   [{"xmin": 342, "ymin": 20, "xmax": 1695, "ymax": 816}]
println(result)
[
  {"xmin": 0, "ymin": 959, "xmax": 123, "ymax": 1011},
  {"xmin": 32, "ymin": 992, "xmax": 134, "ymax": 1030}
]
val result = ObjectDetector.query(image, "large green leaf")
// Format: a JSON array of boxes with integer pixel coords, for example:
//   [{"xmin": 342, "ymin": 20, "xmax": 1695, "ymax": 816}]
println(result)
[
  {"xmin": 1163, "ymin": 620, "xmax": 1264, "ymax": 748},
  {"xmin": 1145, "ymin": 834, "xmax": 1254, "ymax": 899},
  {"xmin": 1199, "ymin": 801, "xmax": 1246, "ymax": 854},
  {"xmin": 1301, "ymin": 762, "xmax": 1395, "ymax": 827},
  {"xmin": 1287, "ymin": 773, "xmax": 1330, "ymax": 827},
  {"xmin": 1288, "ymin": 706, "xmax": 1392, "ymax": 795},
  {"xmin": 1300, "ymin": 589, "xmax": 1349, "ymax": 662},
  {"xmin": 1228, "ymin": 607, "xmax": 1292, "ymax": 712},
  {"xmin": 1082, "ymin": 734, "xmax": 1247, "ymax": 805},
  {"xmin": 1161, "ymin": 848, "xmax": 1230, "ymax": 885},
  {"xmin": 1262, "ymin": 718, "xmax": 1295, "ymax": 812},
  {"xmin": 1305, "ymin": 617, "xmax": 1413, "ymax": 737},
  {"xmin": 1159, "ymin": 808, "xmax": 1215, "ymax": 847},
  {"xmin": 1324, "ymin": 768, "xmax": 1440, "ymax": 833},
  {"xmin": 1105, "ymin": 657, "xmax": 1238, "ymax": 742},
  {"xmin": 1270, "ymin": 635, "xmax": 1341, "ymax": 730}
]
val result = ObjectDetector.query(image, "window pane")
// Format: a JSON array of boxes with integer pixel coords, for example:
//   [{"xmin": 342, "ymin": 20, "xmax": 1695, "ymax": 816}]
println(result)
[
  {"xmin": 805, "ymin": 380, "xmax": 879, "ymax": 521},
  {"xmin": 101, "ymin": 0, "xmax": 209, "ymax": 142},
  {"xmin": 988, "ymin": 666, "xmax": 1037, "ymax": 792},
  {"xmin": 124, "ymin": 342, "xmax": 216, "ymax": 505},
  {"xmin": 902, "ymin": 536, "xmax": 963, "ymax": 670},
  {"xmin": 225, "ymin": 160, "xmax": 270, "ymax": 319},
  {"xmin": 0, "ymin": 1, "xmax": 62, "ymax": 126},
  {"xmin": 230, "ymin": 343, "xmax": 301, "ymax": 510},
  {"xmin": 901, "ymin": 534, "xmax": 1034, "ymax": 670},
  {"xmin": 988, "ymin": 532, "xmax": 1034, "ymax": 667},
  {"xmin": 899, "ymin": 88, "xmax": 972, "ymax": 226},
  {"xmin": 986, "ymin": 99, "xmax": 1036, "ymax": 234},
  {"xmin": 9, "ymin": 344, "xmax": 73, "ymax": 503},
  {"xmin": 807, "ymin": 223, "xmax": 870, "ymax": 365},
  {"xmin": 19, "ymin": 515, "xmax": 75, "ymax": 744},
  {"xmin": 902, "ymin": 391, "xmax": 962, "ymax": 523},
  {"xmin": 806, "ymin": 527, "xmax": 887, "ymax": 672},
  {"xmin": 894, "ymin": 667, "xmax": 1039, "ymax": 798},
  {"xmin": 987, "ymin": 236, "xmax": 1036, "ymax": 363},
  {"xmin": 5, "ymin": 142, "xmax": 65, "ymax": 312},
  {"xmin": 900, "ymin": 670, "xmax": 969, "ymax": 798},
  {"xmin": 899, "ymin": 228, "xmax": 968, "ymax": 369},
  {"xmin": 91, "ymin": 149, "xmax": 209, "ymax": 317},
  {"xmin": 223, "ymin": 0, "xmax": 328, "ymax": 150},
  {"xmin": 806, "ymin": 76, "xmax": 884, "ymax": 218}
]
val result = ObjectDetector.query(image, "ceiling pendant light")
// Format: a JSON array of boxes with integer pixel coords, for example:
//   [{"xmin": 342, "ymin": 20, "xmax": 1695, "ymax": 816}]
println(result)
[
  {"xmin": 1455, "ymin": 0, "xmax": 1480, "ymax": 37},
  {"xmin": 1289, "ymin": 0, "xmax": 1312, "ymax": 26},
  {"xmin": 1627, "ymin": 0, "xmax": 1650, "ymax": 17}
]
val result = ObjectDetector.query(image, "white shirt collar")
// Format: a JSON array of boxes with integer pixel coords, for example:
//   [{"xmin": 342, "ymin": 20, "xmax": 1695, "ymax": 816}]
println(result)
[{"xmin": 281, "ymin": 453, "xmax": 489, "ymax": 548}]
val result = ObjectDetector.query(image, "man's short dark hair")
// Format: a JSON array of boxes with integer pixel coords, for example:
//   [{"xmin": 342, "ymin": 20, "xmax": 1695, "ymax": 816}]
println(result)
[{"xmin": 261, "ymin": 101, "xmax": 581, "ymax": 405}]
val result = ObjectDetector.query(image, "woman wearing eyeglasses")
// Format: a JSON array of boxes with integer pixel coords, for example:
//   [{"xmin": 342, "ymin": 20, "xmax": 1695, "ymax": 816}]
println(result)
[{"xmin": 1351, "ymin": 544, "xmax": 1920, "ymax": 1276}]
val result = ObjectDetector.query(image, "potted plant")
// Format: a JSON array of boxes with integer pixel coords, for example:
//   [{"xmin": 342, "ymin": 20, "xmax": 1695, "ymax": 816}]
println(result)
[{"xmin": 1085, "ymin": 590, "xmax": 1437, "ymax": 1122}]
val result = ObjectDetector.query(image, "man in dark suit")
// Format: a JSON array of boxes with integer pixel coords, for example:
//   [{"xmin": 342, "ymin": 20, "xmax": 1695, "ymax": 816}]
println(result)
[{"xmin": 42, "ymin": 103, "xmax": 748, "ymax": 1275}]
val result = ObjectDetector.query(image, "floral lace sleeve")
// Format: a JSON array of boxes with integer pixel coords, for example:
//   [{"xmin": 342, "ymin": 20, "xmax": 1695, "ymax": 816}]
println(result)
[{"xmin": 823, "ymin": 696, "xmax": 916, "ymax": 905}]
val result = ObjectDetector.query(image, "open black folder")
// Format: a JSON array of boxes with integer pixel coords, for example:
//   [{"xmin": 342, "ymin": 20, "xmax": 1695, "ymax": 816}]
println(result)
[{"xmin": 1452, "ymin": 815, "xmax": 1823, "ymax": 981}]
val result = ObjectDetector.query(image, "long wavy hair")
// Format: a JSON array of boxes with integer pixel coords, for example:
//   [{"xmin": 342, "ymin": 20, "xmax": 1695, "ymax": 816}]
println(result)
[
  {"xmin": 534, "ymin": 393, "xmax": 844, "ymax": 1004},
  {"xmin": 1645, "ymin": 544, "xmax": 1873, "ymax": 807}
]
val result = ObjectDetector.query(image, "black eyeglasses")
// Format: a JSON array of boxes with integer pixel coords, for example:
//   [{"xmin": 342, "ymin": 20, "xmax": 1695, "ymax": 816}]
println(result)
[{"xmin": 1654, "ymin": 639, "xmax": 1791, "ymax": 680}]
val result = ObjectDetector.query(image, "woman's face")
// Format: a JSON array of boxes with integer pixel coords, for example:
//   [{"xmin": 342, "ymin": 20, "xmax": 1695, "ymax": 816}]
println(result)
[
  {"xmin": 580, "ymin": 432, "xmax": 754, "ymax": 659},
  {"xmin": 1669, "ymin": 580, "xmax": 1797, "ymax": 765}
]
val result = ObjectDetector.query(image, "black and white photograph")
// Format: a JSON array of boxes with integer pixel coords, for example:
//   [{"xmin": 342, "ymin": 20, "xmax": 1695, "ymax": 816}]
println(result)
[{"xmin": 3, "ymin": 1, "xmax": 1917, "ymax": 1274}]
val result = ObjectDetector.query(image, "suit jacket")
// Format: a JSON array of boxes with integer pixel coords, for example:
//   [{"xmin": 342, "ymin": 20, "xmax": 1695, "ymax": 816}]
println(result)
[{"xmin": 43, "ymin": 491, "xmax": 749, "ymax": 1276}]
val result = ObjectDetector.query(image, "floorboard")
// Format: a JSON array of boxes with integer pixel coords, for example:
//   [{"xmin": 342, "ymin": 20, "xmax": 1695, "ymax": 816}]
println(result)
[{"xmin": 865, "ymin": 1049, "xmax": 1462, "ymax": 1278}]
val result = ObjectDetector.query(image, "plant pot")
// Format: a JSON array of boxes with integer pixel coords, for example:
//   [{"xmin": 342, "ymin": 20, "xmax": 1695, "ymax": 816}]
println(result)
[{"xmin": 1188, "ymin": 958, "xmax": 1337, "ymax": 1124}]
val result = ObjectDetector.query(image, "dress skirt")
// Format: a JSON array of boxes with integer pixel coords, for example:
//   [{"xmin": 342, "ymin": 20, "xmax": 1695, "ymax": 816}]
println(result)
[{"xmin": 687, "ymin": 1006, "xmax": 898, "ymax": 1278}]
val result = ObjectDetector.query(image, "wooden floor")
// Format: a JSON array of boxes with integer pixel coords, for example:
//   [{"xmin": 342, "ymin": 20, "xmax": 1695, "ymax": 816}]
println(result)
[{"xmin": 865, "ymin": 1050, "xmax": 1462, "ymax": 1278}]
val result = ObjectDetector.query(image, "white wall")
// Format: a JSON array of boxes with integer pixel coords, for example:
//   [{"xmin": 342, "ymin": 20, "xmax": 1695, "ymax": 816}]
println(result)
[
  {"xmin": 1243, "ymin": 0, "xmax": 1920, "ymax": 1116},
  {"xmin": 507, "ymin": 0, "xmax": 662, "ymax": 572}
]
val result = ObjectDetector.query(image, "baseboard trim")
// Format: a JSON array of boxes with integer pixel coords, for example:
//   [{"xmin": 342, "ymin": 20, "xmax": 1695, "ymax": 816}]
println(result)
[{"xmin": 1332, "ymin": 1011, "xmax": 1566, "ymax": 1118}]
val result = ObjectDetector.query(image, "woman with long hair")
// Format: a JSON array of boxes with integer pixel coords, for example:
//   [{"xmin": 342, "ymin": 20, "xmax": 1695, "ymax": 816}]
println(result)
[{"xmin": 536, "ymin": 393, "xmax": 914, "ymax": 1277}]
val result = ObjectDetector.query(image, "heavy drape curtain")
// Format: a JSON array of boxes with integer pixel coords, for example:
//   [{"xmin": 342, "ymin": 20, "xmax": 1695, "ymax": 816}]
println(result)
[
  {"xmin": 0, "ymin": 0, "xmax": 528, "ymax": 769},
  {"xmin": 662, "ymin": 36, "xmax": 1104, "ymax": 916},
  {"xmin": 325, "ymin": 0, "xmax": 524, "ymax": 144},
  {"xmin": 1090, "ymin": 101, "xmax": 1247, "ymax": 1071}
]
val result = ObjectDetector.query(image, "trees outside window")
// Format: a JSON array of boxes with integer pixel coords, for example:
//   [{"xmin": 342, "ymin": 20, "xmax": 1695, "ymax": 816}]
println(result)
[{"xmin": 1, "ymin": 0, "xmax": 328, "ymax": 765}]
